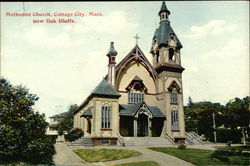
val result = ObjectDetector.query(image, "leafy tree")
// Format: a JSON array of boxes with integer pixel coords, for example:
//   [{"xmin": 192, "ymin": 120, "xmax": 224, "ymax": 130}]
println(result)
[
  {"xmin": 223, "ymin": 97, "xmax": 250, "ymax": 144},
  {"xmin": 0, "ymin": 78, "xmax": 55, "ymax": 164},
  {"xmin": 185, "ymin": 96, "xmax": 249, "ymax": 143},
  {"xmin": 50, "ymin": 104, "xmax": 77, "ymax": 135},
  {"xmin": 184, "ymin": 100, "xmax": 224, "ymax": 141}
]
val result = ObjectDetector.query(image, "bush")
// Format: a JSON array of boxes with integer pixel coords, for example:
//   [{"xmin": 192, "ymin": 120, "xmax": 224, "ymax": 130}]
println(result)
[
  {"xmin": 177, "ymin": 143, "xmax": 187, "ymax": 149},
  {"xmin": 65, "ymin": 128, "xmax": 84, "ymax": 142},
  {"xmin": 216, "ymin": 128, "xmax": 241, "ymax": 143},
  {"xmin": 226, "ymin": 141, "xmax": 232, "ymax": 147},
  {"xmin": 211, "ymin": 147, "xmax": 244, "ymax": 162}
]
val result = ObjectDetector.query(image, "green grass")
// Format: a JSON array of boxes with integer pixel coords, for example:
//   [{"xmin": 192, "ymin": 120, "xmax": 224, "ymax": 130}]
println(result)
[
  {"xmin": 149, "ymin": 147, "xmax": 250, "ymax": 166},
  {"xmin": 109, "ymin": 161, "xmax": 159, "ymax": 166},
  {"xmin": 73, "ymin": 148, "xmax": 141, "ymax": 162},
  {"xmin": 214, "ymin": 145, "xmax": 250, "ymax": 152}
]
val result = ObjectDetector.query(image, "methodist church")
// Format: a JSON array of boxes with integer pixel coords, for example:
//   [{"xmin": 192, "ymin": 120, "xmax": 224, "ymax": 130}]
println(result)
[{"xmin": 73, "ymin": 1, "xmax": 186, "ymax": 145}]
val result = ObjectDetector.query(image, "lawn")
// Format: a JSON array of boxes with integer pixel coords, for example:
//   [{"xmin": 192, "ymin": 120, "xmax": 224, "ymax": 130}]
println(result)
[
  {"xmin": 73, "ymin": 148, "xmax": 141, "ymax": 162},
  {"xmin": 214, "ymin": 145, "xmax": 250, "ymax": 152},
  {"xmin": 149, "ymin": 147, "xmax": 250, "ymax": 166},
  {"xmin": 109, "ymin": 161, "xmax": 159, "ymax": 166}
]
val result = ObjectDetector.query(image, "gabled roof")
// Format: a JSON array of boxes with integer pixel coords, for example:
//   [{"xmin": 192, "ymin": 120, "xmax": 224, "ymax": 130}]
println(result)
[
  {"xmin": 80, "ymin": 107, "xmax": 92, "ymax": 117},
  {"xmin": 92, "ymin": 79, "xmax": 121, "ymax": 97},
  {"xmin": 74, "ymin": 79, "xmax": 121, "ymax": 114},
  {"xmin": 133, "ymin": 76, "xmax": 143, "ymax": 82},
  {"xmin": 125, "ymin": 75, "xmax": 148, "ymax": 92},
  {"xmin": 120, "ymin": 102, "xmax": 165, "ymax": 118},
  {"xmin": 49, "ymin": 111, "xmax": 68, "ymax": 118},
  {"xmin": 115, "ymin": 45, "xmax": 158, "ymax": 82}
]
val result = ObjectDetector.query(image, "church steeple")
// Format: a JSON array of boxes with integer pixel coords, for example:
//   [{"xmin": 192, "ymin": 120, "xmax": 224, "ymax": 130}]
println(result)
[
  {"xmin": 159, "ymin": 1, "xmax": 170, "ymax": 22},
  {"xmin": 107, "ymin": 42, "xmax": 117, "ymax": 87},
  {"xmin": 150, "ymin": 1, "xmax": 184, "ymax": 74}
]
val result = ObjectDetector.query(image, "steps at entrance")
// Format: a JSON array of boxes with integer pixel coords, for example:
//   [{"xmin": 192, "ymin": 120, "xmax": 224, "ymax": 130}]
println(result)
[
  {"xmin": 185, "ymin": 132, "xmax": 203, "ymax": 145},
  {"xmin": 122, "ymin": 137, "xmax": 174, "ymax": 146},
  {"xmin": 68, "ymin": 137, "xmax": 94, "ymax": 147}
]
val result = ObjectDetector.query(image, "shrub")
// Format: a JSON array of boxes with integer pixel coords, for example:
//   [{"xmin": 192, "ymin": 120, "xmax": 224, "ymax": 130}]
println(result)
[
  {"xmin": 177, "ymin": 143, "xmax": 187, "ymax": 149},
  {"xmin": 211, "ymin": 149, "xmax": 229, "ymax": 162},
  {"xmin": 216, "ymin": 128, "xmax": 241, "ymax": 143},
  {"xmin": 211, "ymin": 147, "xmax": 244, "ymax": 162},
  {"xmin": 226, "ymin": 141, "xmax": 232, "ymax": 147},
  {"xmin": 65, "ymin": 128, "xmax": 84, "ymax": 142}
]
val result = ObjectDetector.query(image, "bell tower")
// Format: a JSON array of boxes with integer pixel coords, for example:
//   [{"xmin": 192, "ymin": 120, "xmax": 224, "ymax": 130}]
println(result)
[
  {"xmin": 150, "ymin": 1, "xmax": 184, "ymax": 72},
  {"xmin": 151, "ymin": 1, "xmax": 185, "ymax": 142}
]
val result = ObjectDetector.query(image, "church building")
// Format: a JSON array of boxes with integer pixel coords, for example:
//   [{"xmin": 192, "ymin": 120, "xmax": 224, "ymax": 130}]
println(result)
[{"xmin": 73, "ymin": 1, "xmax": 186, "ymax": 145}]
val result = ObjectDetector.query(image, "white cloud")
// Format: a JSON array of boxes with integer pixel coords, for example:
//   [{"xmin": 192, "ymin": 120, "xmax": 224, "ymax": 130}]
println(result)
[
  {"xmin": 184, "ymin": 20, "xmax": 237, "ymax": 39},
  {"xmin": 64, "ymin": 11, "xmax": 138, "ymax": 34},
  {"xmin": 183, "ymin": 39, "xmax": 249, "ymax": 104},
  {"xmin": 23, "ymin": 26, "xmax": 85, "ymax": 47}
]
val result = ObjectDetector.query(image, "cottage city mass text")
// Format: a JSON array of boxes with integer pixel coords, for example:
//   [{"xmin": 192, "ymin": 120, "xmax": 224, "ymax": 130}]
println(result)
[{"xmin": 6, "ymin": 12, "xmax": 103, "ymax": 17}]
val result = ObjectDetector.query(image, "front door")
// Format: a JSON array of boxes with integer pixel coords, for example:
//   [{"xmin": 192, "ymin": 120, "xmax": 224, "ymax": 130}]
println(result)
[{"xmin": 137, "ymin": 114, "xmax": 148, "ymax": 136}]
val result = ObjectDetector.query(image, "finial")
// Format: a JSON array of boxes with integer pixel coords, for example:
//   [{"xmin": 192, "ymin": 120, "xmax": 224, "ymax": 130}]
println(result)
[
  {"xmin": 159, "ymin": 1, "xmax": 170, "ymax": 16},
  {"xmin": 134, "ymin": 34, "xmax": 140, "ymax": 45}
]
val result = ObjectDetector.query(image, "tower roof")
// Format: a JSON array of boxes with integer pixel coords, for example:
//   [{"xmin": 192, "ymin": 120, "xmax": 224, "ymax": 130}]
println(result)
[
  {"xmin": 107, "ymin": 42, "xmax": 117, "ymax": 56},
  {"xmin": 158, "ymin": 1, "xmax": 170, "ymax": 15},
  {"xmin": 150, "ymin": 21, "xmax": 182, "ymax": 53}
]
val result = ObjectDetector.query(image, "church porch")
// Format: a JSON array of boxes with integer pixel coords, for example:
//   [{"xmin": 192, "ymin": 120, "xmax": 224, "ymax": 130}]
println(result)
[{"xmin": 119, "ymin": 102, "xmax": 165, "ymax": 137}]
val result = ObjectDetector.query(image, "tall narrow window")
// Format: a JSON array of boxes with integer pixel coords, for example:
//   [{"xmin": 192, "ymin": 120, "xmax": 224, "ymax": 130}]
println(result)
[
  {"xmin": 128, "ymin": 92, "xmax": 144, "ymax": 104},
  {"xmin": 101, "ymin": 106, "xmax": 111, "ymax": 128},
  {"xmin": 170, "ymin": 91, "xmax": 178, "ymax": 104},
  {"xmin": 171, "ymin": 110, "xmax": 179, "ymax": 130},
  {"xmin": 156, "ymin": 50, "xmax": 160, "ymax": 63},
  {"xmin": 169, "ymin": 48, "xmax": 175, "ymax": 61}
]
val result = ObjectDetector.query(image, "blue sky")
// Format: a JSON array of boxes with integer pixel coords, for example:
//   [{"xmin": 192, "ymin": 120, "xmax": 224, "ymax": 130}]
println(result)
[{"xmin": 1, "ymin": 1, "xmax": 249, "ymax": 119}]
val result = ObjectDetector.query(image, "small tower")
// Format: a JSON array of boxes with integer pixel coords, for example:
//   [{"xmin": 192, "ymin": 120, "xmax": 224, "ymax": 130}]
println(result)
[
  {"xmin": 150, "ymin": 1, "xmax": 184, "ymax": 70},
  {"xmin": 158, "ymin": 1, "xmax": 170, "ymax": 22},
  {"xmin": 107, "ymin": 42, "xmax": 117, "ymax": 87}
]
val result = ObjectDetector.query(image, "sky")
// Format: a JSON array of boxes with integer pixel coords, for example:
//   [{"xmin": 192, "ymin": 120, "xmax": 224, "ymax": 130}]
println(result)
[{"xmin": 1, "ymin": 1, "xmax": 249, "ymax": 120}]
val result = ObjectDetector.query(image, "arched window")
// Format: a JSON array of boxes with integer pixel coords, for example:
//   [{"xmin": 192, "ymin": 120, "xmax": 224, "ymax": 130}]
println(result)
[
  {"xmin": 171, "ymin": 110, "xmax": 179, "ymax": 130},
  {"xmin": 101, "ymin": 105, "xmax": 111, "ymax": 129},
  {"xmin": 156, "ymin": 50, "xmax": 160, "ymax": 63},
  {"xmin": 169, "ymin": 48, "xmax": 175, "ymax": 61},
  {"xmin": 170, "ymin": 91, "xmax": 178, "ymax": 104}
]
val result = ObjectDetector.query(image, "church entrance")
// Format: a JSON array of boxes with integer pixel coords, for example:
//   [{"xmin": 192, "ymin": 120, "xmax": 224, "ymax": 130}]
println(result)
[{"xmin": 137, "ymin": 114, "xmax": 148, "ymax": 137}]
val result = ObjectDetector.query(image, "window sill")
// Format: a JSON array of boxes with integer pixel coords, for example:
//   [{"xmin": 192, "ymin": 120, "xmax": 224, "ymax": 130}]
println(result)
[
  {"xmin": 170, "ymin": 103, "xmax": 178, "ymax": 105},
  {"xmin": 101, "ymin": 128, "xmax": 112, "ymax": 131},
  {"xmin": 171, "ymin": 130, "xmax": 180, "ymax": 132}
]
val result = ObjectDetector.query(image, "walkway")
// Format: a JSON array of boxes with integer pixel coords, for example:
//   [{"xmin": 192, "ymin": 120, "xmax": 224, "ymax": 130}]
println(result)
[{"xmin": 54, "ymin": 143, "xmax": 194, "ymax": 166}]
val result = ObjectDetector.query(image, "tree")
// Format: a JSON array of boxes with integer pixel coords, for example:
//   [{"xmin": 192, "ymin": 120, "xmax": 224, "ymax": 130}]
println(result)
[
  {"xmin": 50, "ymin": 104, "xmax": 77, "ymax": 135},
  {"xmin": 184, "ymin": 96, "xmax": 249, "ymax": 143},
  {"xmin": 184, "ymin": 101, "xmax": 224, "ymax": 141},
  {"xmin": 223, "ymin": 97, "xmax": 250, "ymax": 144},
  {"xmin": 0, "ymin": 78, "xmax": 56, "ymax": 164}
]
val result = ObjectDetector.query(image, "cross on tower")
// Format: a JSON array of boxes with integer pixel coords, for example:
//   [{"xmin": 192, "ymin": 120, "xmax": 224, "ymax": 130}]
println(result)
[{"xmin": 134, "ymin": 34, "xmax": 140, "ymax": 45}]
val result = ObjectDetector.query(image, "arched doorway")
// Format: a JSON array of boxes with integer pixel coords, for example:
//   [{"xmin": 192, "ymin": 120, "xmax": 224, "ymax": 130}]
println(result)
[{"xmin": 137, "ymin": 114, "xmax": 148, "ymax": 137}]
